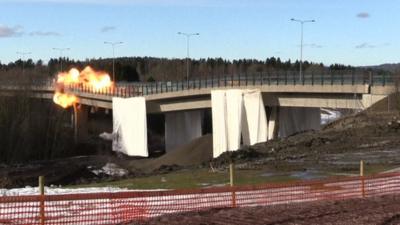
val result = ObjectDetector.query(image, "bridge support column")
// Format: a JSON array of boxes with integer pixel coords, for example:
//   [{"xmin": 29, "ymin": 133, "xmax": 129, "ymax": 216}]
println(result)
[
  {"xmin": 73, "ymin": 104, "xmax": 89, "ymax": 143},
  {"xmin": 278, "ymin": 107, "xmax": 321, "ymax": 137},
  {"xmin": 165, "ymin": 110, "xmax": 203, "ymax": 152}
]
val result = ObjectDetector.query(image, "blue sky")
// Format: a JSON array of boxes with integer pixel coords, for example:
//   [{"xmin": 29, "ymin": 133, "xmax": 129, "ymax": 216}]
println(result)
[{"xmin": 0, "ymin": 0, "xmax": 398, "ymax": 66}]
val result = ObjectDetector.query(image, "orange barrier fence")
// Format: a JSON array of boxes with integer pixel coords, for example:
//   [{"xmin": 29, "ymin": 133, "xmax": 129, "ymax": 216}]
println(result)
[{"xmin": 1, "ymin": 172, "xmax": 400, "ymax": 225}]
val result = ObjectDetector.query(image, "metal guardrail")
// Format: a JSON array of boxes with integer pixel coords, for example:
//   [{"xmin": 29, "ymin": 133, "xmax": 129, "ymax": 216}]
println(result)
[{"xmin": 0, "ymin": 72, "xmax": 394, "ymax": 98}]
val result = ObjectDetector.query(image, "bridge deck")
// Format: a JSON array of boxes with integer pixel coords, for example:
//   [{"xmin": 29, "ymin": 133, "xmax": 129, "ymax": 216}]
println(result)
[{"xmin": 0, "ymin": 73, "xmax": 396, "ymax": 112}]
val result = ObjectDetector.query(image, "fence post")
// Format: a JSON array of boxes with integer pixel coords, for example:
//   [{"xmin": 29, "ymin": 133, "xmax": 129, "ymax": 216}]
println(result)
[
  {"xmin": 285, "ymin": 71, "xmax": 288, "ymax": 85},
  {"xmin": 360, "ymin": 160, "xmax": 365, "ymax": 198},
  {"xmin": 199, "ymin": 77, "xmax": 202, "ymax": 89},
  {"xmin": 383, "ymin": 73, "xmax": 386, "ymax": 86},
  {"xmin": 39, "ymin": 176, "xmax": 45, "ymax": 225},
  {"xmin": 211, "ymin": 73, "xmax": 214, "ymax": 88},
  {"xmin": 198, "ymin": 77, "xmax": 200, "ymax": 89},
  {"xmin": 293, "ymin": 71, "xmax": 296, "ymax": 85},
  {"xmin": 370, "ymin": 72, "xmax": 374, "ymax": 86},
  {"xmin": 311, "ymin": 71, "xmax": 314, "ymax": 86},
  {"xmin": 224, "ymin": 74, "xmax": 227, "ymax": 87},
  {"xmin": 229, "ymin": 162, "xmax": 237, "ymax": 208},
  {"xmin": 204, "ymin": 73, "xmax": 208, "ymax": 88},
  {"xmin": 276, "ymin": 72, "xmax": 279, "ymax": 85},
  {"xmin": 341, "ymin": 72, "xmax": 344, "ymax": 85}
]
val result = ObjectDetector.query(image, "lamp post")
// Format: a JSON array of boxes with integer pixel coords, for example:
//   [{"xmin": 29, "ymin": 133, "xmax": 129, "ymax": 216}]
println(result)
[
  {"xmin": 177, "ymin": 32, "xmax": 199, "ymax": 88},
  {"xmin": 52, "ymin": 47, "xmax": 70, "ymax": 71},
  {"xmin": 290, "ymin": 18, "xmax": 315, "ymax": 82},
  {"xmin": 104, "ymin": 41, "xmax": 123, "ymax": 82},
  {"xmin": 16, "ymin": 51, "xmax": 32, "ymax": 76}
]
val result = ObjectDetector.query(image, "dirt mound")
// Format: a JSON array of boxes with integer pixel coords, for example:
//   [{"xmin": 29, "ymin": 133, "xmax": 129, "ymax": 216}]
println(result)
[
  {"xmin": 323, "ymin": 92, "xmax": 400, "ymax": 131},
  {"xmin": 367, "ymin": 92, "xmax": 400, "ymax": 113},
  {"xmin": 139, "ymin": 134, "xmax": 213, "ymax": 172}
]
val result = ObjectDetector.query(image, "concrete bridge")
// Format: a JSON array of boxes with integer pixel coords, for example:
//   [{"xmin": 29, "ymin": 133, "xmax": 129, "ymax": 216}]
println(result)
[{"xmin": 0, "ymin": 73, "xmax": 397, "ymax": 154}]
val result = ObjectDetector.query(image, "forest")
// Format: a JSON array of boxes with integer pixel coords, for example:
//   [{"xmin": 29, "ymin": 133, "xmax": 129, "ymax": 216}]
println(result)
[{"xmin": 0, "ymin": 57, "xmax": 360, "ymax": 82}]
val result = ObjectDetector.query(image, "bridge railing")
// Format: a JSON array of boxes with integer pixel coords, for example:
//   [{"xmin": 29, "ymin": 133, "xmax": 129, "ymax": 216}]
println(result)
[
  {"xmin": 65, "ymin": 72, "xmax": 393, "ymax": 98},
  {"xmin": 0, "ymin": 72, "xmax": 393, "ymax": 98}
]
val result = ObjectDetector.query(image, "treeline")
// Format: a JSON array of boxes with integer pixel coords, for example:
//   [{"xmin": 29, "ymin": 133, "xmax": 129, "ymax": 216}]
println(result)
[{"xmin": 0, "ymin": 57, "xmax": 361, "ymax": 82}]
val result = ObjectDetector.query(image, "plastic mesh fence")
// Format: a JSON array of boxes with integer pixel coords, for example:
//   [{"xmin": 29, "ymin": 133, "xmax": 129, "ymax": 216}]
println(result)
[{"xmin": 1, "ymin": 172, "xmax": 400, "ymax": 224}]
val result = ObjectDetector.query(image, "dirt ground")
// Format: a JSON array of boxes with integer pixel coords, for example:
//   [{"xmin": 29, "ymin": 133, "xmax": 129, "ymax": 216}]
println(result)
[{"xmin": 139, "ymin": 194, "xmax": 400, "ymax": 225}]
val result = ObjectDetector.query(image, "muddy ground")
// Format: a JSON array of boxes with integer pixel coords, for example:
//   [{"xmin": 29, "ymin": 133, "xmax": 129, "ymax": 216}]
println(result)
[
  {"xmin": 138, "ymin": 194, "xmax": 400, "ymax": 225},
  {"xmin": 1, "ymin": 95, "xmax": 400, "ymax": 188}
]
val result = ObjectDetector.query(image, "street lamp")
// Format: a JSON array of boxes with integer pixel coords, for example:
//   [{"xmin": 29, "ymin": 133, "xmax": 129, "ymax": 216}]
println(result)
[
  {"xmin": 52, "ymin": 47, "xmax": 70, "ymax": 71},
  {"xmin": 177, "ymin": 32, "xmax": 200, "ymax": 88},
  {"xmin": 104, "ymin": 41, "xmax": 123, "ymax": 82},
  {"xmin": 16, "ymin": 51, "xmax": 32, "ymax": 76},
  {"xmin": 291, "ymin": 18, "xmax": 315, "ymax": 82}
]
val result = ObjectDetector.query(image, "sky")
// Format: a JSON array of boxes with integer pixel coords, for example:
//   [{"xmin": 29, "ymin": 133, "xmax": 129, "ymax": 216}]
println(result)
[{"xmin": 0, "ymin": 0, "xmax": 398, "ymax": 66}]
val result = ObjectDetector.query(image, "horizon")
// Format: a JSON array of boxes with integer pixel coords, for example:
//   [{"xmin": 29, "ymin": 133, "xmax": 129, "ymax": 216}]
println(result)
[{"xmin": 0, "ymin": 0, "xmax": 399, "ymax": 66}]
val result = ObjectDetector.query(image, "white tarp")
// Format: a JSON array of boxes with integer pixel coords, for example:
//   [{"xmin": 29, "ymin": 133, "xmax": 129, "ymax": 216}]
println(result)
[
  {"xmin": 211, "ymin": 90, "xmax": 228, "ymax": 158},
  {"xmin": 225, "ymin": 90, "xmax": 244, "ymax": 151},
  {"xmin": 165, "ymin": 110, "xmax": 203, "ymax": 152},
  {"xmin": 211, "ymin": 89, "xmax": 268, "ymax": 158},
  {"xmin": 279, "ymin": 107, "xmax": 321, "ymax": 137},
  {"xmin": 112, "ymin": 97, "xmax": 148, "ymax": 157},
  {"xmin": 242, "ymin": 90, "xmax": 268, "ymax": 145}
]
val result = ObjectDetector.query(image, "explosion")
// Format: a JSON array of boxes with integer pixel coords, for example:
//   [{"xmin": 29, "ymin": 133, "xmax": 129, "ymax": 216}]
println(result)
[{"xmin": 53, "ymin": 66, "xmax": 113, "ymax": 108}]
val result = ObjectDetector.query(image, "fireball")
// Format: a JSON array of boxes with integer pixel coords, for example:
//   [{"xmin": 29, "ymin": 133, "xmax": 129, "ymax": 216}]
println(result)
[
  {"xmin": 53, "ymin": 92, "xmax": 77, "ymax": 109},
  {"xmin": 53, "ymin": 66, "xmax": 113, "ymax": 108}
]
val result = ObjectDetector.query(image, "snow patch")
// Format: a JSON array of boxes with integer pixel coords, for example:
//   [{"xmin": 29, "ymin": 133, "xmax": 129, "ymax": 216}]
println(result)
[
  {"xmin": 99, "ymin": 132, "xmax": 114, "ymax": 141},
  {"xmin": 90, "ymin": 163, "xmax": 129, "ymax": 177},
  {"xmin": 321, "ymin": 108, "xmax": 341, "ymax": 125},
  {"xmin": 0, "ymin": 186, "xmax": 129, "ymax": 196}
]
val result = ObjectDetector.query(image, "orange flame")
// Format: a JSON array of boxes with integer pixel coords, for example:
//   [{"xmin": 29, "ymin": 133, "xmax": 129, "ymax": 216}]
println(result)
[
  {"xmin": 53, "ymin": 92, "xmax": 77, "ymax": 109},
  {"xmin": 53, "ymin": 66, "xmax": 113, "ymax": 108}
]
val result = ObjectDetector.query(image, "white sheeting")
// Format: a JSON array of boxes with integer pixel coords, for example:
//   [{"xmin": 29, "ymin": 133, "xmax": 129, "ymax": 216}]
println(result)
[
  {"xmin": 165, "ymin": 110, "xmax": 202, "ymax": 152},
  {"xmin": 225, "ymin": 90, "xmax": 244, "ymax": 151},
  {"xmin": 279, "ymin": 107, "xmax": 321, "ymax": 137},
  {"xmin": 211, "ymin": 90, "xmax": 228, "ymax": 158},
  {"xmin": 243, "ymin": 90, "xmax": 268, "ymax": 145},
  {"xmin": 112, "ymin": 97, "xmax": 148, "ymax": 157},
  {"xmin": 212, "ymin": 89, "xmax": 268, "ymax": 158}
]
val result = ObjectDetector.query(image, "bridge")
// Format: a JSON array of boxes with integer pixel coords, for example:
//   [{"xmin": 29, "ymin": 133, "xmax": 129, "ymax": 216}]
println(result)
[{"xmin": 0, "ymin": 72, "xmax": 397, "ymax": 156}]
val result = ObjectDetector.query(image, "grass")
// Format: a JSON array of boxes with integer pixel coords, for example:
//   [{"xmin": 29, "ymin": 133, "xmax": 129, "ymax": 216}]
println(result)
[
  {"xmin": 68, "ymin": 163, "xmax": 398, "ymax": 190},
  {"xmin": 70, "ymin": 167, "xmax": 299, "ymax": 190}
]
